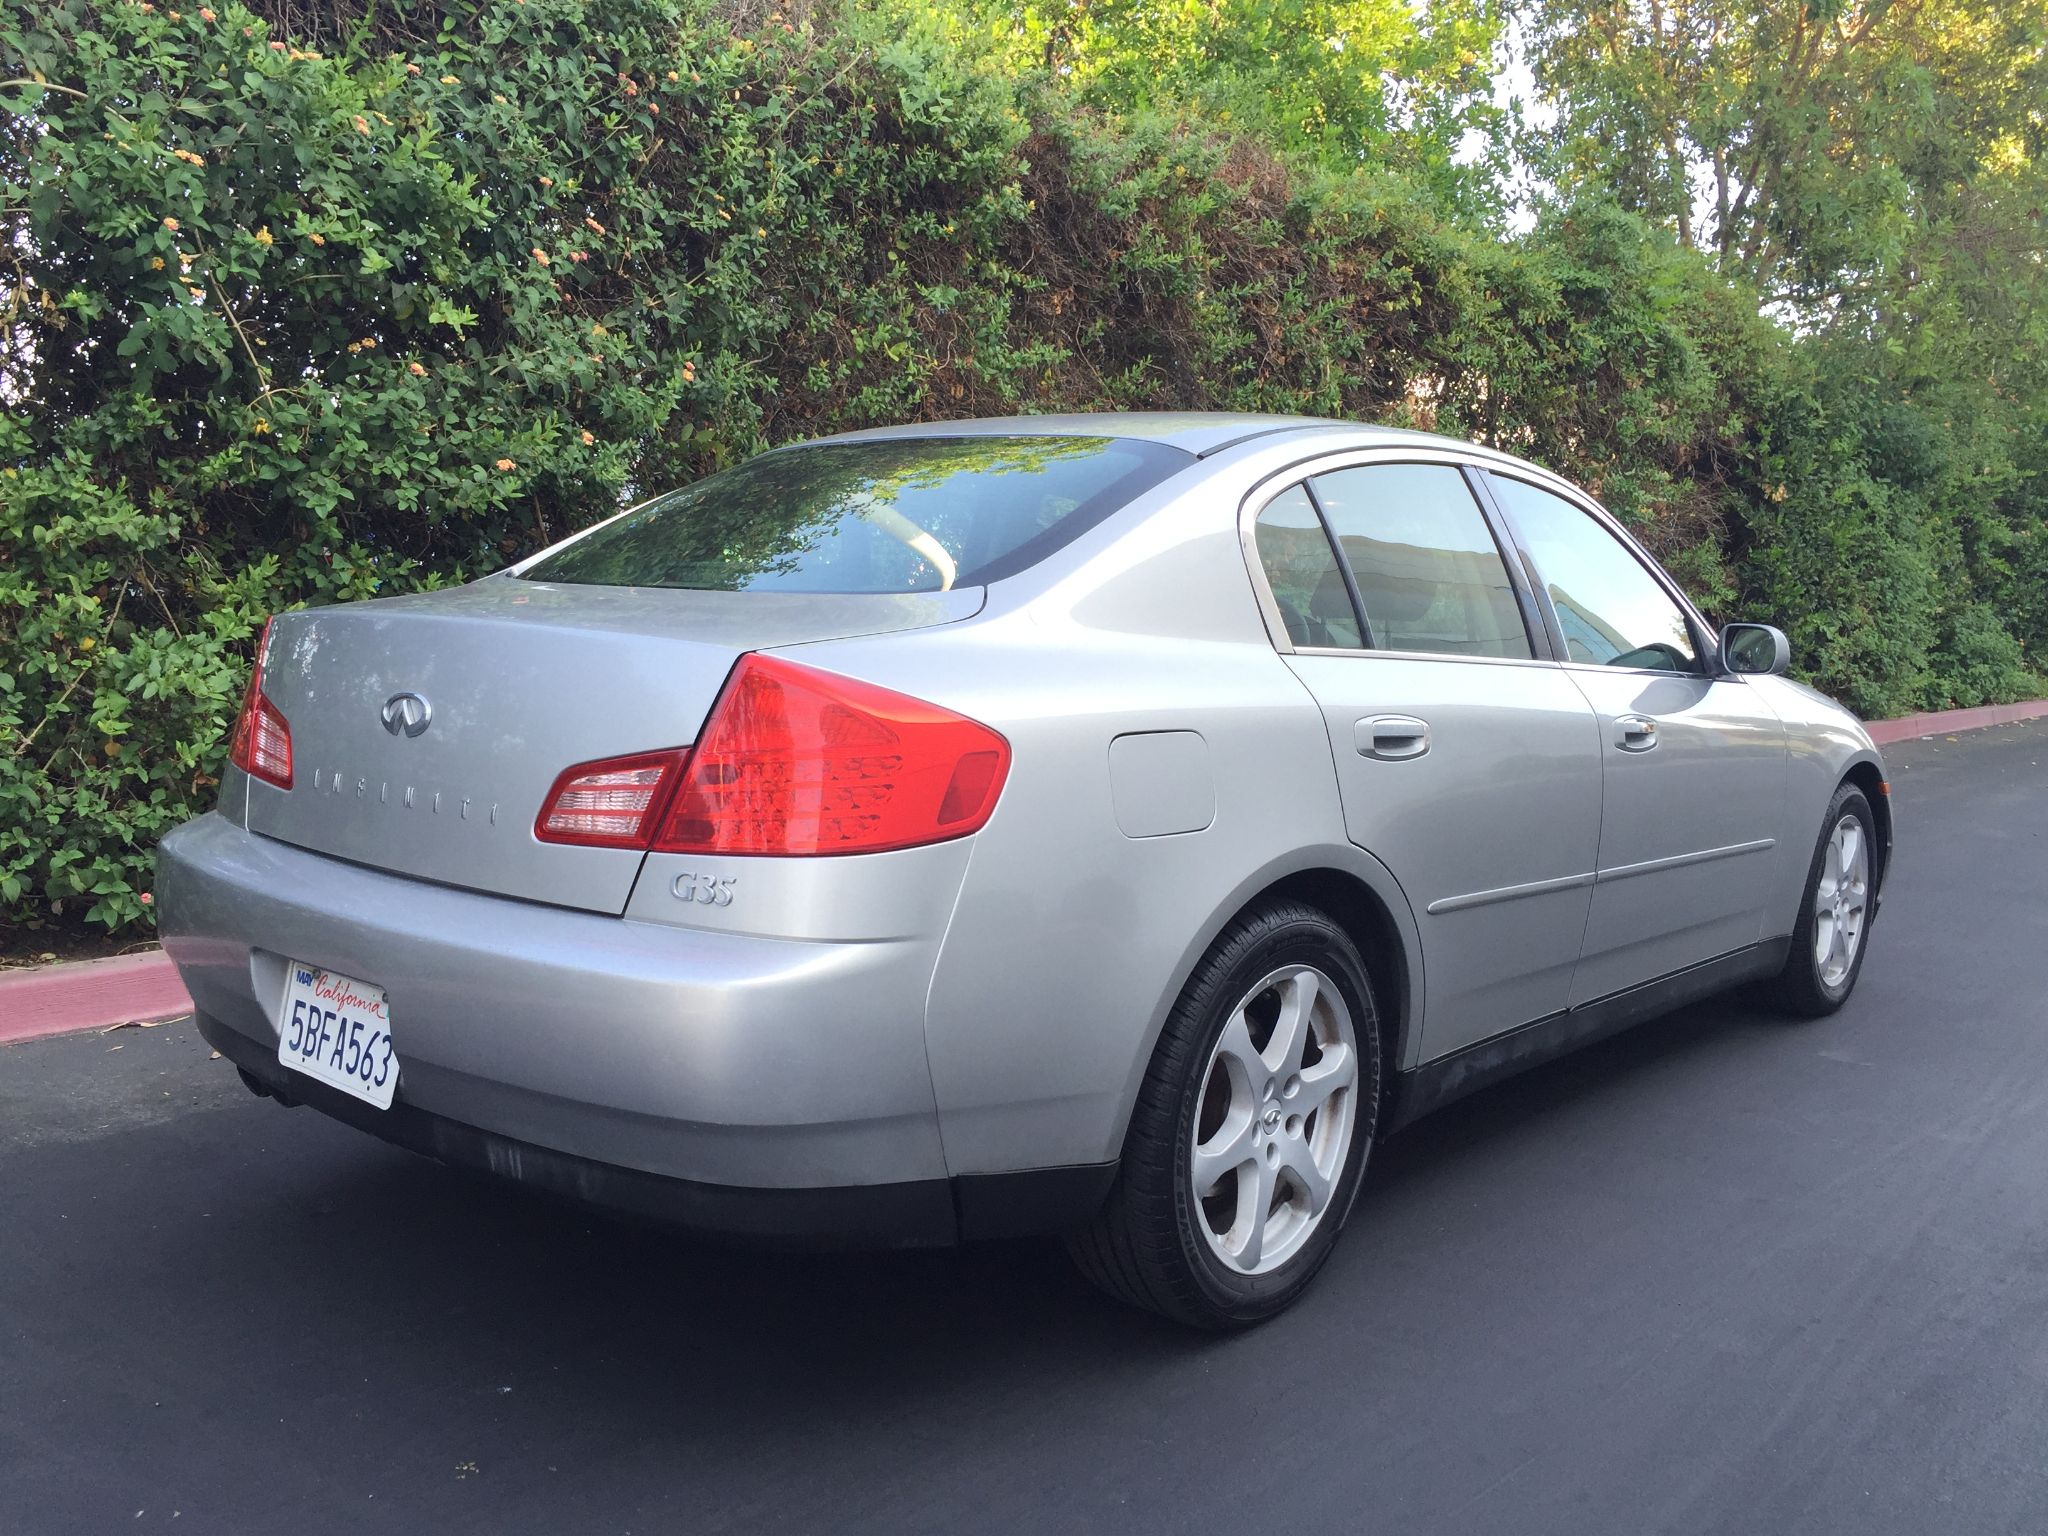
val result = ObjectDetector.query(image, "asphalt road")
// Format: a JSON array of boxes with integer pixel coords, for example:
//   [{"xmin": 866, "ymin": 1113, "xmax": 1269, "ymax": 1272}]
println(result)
[{"xmin": 5, "ymin": 720, "xmax": 2047, "ymax": 1535}]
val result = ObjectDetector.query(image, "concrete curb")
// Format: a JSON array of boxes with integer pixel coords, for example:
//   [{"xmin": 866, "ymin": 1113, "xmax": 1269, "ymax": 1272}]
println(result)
[
  {"xmin": 2, "ymin": 696, "xmax": 2043, "ymax": 1047},
  {"xmin": 0, "ymin": 950, "xmax": 192, "ymax": 1047},
  {"xmin": 1862, "ymin": 699, "xmax": 2048, "ymax": 746}
]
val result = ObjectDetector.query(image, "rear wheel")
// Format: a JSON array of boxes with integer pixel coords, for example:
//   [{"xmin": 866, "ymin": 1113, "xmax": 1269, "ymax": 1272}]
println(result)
[
  {"xmin": 1068, "ymin": 901, "xmax": 1382, "ymax": 1328},
  {"xmin": 1763, "ymin": 783, "xmax": 1877, "ymax": 1017}
]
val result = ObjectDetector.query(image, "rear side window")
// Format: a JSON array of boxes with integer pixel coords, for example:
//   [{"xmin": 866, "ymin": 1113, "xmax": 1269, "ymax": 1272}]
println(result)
[
  {"xmin": 519, "ymin": 435, "xmax": 1192, "ymax": 593},
  {"xmin": 1253, "ymin": 486, "xmax": 1363, "ymax": 649},
  {"xmin": 1309, "ymin": 464, "xmax": 1533, "ymax": 659}
]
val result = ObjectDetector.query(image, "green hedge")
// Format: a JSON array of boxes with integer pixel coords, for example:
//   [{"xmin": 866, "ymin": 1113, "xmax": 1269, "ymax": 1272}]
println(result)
[{"xmin": 2, "ymin": 0, "xmax": 2040, "ymax": 941}]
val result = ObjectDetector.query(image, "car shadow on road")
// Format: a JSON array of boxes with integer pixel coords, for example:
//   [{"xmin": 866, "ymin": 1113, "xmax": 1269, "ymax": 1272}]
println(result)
[
  {"xmin": 1365, "ymin": 988, "xmax": 1786, "ymax": 1196},
  {"xmin": 129, "ymin": 987, "xmax": 1787, "ymax": 1459}
]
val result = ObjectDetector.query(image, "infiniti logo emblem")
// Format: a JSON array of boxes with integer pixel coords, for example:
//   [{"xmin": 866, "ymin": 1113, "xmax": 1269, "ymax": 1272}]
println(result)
[{"xmin": 380, "ymin": 692, "xmax": 432, "ymax": 738}]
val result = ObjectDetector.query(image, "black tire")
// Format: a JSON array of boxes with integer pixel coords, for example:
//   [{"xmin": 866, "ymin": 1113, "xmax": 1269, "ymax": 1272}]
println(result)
[
  {"xmin": 1762, "ymin": 782, "xmax": 1878, "ymax": 1018},
  {"xmin": 1067, "ymin": 900, "xmax": 1383, "ymax": 1329}
]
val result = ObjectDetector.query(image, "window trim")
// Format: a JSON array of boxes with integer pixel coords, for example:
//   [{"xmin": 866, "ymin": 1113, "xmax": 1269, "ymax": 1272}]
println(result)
[
  {"xmin": 1479, "ymin": 468, "xmax": 1719, "ymax": 680},
  {"xmin": 1297, "ymin": 478, "xmax": 1377, "ymax": 648},
  {"xmin": 1236, "ymin": 447, "xmax": 1554, "ymax": 667}
]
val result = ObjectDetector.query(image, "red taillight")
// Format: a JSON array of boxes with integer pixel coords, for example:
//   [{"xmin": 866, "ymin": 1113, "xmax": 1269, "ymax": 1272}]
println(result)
[
  {"xmin": 652, "ymin": 654, "xmax": 1010, "ymax": 856},
  {"xmin": 533, "ymin": 657, "xmax": 1011, "ymax": 856},
  {"xmin": 227, "ymin": 618, "xmax": 293, "ymax": 789},
  {"xmin": 533, "ymin": 749, "xmax": 689, "ymax": 848}
]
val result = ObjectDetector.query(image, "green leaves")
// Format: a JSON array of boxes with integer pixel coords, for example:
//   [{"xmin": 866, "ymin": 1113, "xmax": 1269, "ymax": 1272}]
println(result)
[{"xmin": 1, "ymin": 0, "xmax": 2040, "ymax": 945}]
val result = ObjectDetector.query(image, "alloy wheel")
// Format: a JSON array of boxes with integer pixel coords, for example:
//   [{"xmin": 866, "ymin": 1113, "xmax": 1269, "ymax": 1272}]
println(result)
[
  {"xmin": 1814, "ymin": 813, "xmax": 1870, "ymax": 990},
  {"xmin": 1188, "ymin": 964, "xmax": 1359, "ymax": 1275}
]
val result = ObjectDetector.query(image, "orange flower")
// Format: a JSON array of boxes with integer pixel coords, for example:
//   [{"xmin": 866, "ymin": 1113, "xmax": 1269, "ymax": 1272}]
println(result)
[
  {"xmin": 309, "ymin": 232, "xmax": 325, "ymax": 245},
  {"xmin": 353, "ymin": 115, "xmax": 370, "ymax": 135},
  {"xmin": 406, "ymin": 63, "xmax": 421, "ymax": 75},
  {"xmin": 648, "ymin": 102, "xmax": 658, "ymax": 115},
  {"xmin": 584, "ymin": 216, "xmax": 605, "ymax": 235},
  {"xmin": 531, "ymin": 248, "xmax": 550, "ymax": 266},
  {"xmin": 495, "ymin": 458, "xmax": 516, "ymax": 472},
  {"xmin": 162, "ymin": 216, "xmax": 180, "ymax": 231},
  {"xmin": 681, "ymin": 360, "xmax": 696, "ymax": 382},
  {"xmin": 408, "ymin": 360, "xmax": 426, "ymax": 376},
  {"xmin": 569, "ymin": 250, "xmax": 588, "ymax": 263},
  {"xmin": 538, "ymin": 175, "xmax": 554, "ymax": 187},
  {"xmin": 580, "ymin": 430, "xmax": 595, "ymax": 445},
  {"xmin": 269, "ymin": 40, "xmax": 285, "ymax": 51},
  {"xmin": 198, "ymin": 5, "xmax": 214, "ymax": 18}
]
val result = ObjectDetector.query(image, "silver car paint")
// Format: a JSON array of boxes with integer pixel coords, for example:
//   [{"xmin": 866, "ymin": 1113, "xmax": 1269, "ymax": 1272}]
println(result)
[
  {"xmin": 1560, "ymin": 663, "xmax": 1789, "ymax": 1004},
  {"xmin": 158, "ymin": 810, "xmax": 967, "ymax": 1186},
  {"xmin": 1283, "ymin": 649, "xmax": 1604, "ymax": 1061},
  {"xmin": 156, "ymin": 413, "xmax": 1886, "ymax": 1204},
  {"xmin": 243, "ymin": 581, "xmax": 983, "ymax": 914}
]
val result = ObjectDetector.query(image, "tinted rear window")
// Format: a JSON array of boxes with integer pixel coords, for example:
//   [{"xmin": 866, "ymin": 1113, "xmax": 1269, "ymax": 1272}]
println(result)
[{"xmin": 519, "ymin": 435, "xmax": 1193, "ymax": 593}]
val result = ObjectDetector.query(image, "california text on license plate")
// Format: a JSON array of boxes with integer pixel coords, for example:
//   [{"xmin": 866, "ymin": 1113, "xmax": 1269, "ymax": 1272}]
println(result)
[{"xmin": 276, "ymin": 963, "xmax": 400, "ymax": 1110}]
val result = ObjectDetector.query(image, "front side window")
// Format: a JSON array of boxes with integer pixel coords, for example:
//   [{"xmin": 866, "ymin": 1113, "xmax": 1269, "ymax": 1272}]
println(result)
[
  {"xmin": 1253, "ymin": 486, "xmax": 1363, "ymax": 649},
  {"xmin": 1487, "ymin": 476, "xmax": 1698, "ymax": 672},
  {"xmin": 520, "ymin": 435, "xmax": 1192, "ymax": 593},
  {"xmin": 1309, "ymin": 464, "xmax": 1533, "ymax": 660}
]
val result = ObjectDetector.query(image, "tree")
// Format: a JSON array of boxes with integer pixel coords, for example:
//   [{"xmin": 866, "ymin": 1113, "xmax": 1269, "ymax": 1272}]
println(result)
[
  {"xmin": 930, "ymin": 0, "xmax": 1505, "ymax": 205},
  {"xmin": 1515, "ymin": 0, "xmax": 2048, "ymax": 310}
]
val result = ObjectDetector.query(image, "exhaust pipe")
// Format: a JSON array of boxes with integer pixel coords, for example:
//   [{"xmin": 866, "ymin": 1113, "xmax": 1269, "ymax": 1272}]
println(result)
[{"xmin": 235, "ymin": 1065, "xmax": 300, "ymax": 1108}]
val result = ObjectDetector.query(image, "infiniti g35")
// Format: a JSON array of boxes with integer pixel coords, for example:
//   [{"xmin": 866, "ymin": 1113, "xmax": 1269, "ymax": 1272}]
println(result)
[{"xmin": 157, "ymin": 413, "xmax": 1890, "ymax": 1327}]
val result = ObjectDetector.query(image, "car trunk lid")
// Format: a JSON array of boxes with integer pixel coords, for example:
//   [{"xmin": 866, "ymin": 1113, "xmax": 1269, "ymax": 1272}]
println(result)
[{"xmin": 243, "ymin": 578, "xmax": 982, "ymax": 913}]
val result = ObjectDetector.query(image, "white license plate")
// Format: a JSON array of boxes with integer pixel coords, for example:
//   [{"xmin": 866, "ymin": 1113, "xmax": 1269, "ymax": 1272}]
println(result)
[{"xmin": 276, "ymin": 962, "xmax": 401, "ymax": 1110}]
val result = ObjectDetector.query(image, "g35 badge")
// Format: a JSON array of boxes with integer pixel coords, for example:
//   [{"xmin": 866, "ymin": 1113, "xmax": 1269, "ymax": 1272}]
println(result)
[{"xmin": 671, "ymin": 871, "xmax": 737, "ymax": 907}]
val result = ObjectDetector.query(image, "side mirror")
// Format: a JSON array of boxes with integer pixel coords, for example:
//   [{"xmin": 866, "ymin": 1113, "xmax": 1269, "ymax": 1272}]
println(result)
[{"xmin": 1720, "ymin": 622, "xmax": 1791, "ymax": 677}]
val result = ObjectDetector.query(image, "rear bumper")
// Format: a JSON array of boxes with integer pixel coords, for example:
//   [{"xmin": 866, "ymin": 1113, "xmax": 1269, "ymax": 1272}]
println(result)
[
  {"xmin": 157, "ymin": 813, "xmax": 1110, "ymax": 1241},
  {"xmin": 159, "ymin": 812, "xmax": 948, "ymax": 1190},
  {"xmin": 200, "ymin": 1013, "xmax": 969, "ymax": 1244}
]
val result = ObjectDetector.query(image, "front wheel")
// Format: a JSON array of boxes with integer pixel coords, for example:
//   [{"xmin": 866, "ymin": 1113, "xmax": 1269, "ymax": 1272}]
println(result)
[
  {"xmin": 1762, "ymin": 783, "xmax": 1878, "ymax": 1017},
  {"xmin": 1067, "ymin": 901, "xmax": 1382, "ymax": 1329}
]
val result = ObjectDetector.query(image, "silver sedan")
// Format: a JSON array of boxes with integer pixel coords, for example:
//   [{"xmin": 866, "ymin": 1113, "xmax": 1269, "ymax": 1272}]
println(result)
[{"xmin": 157, "ymin": 412, "xmax": 1889, "ymax": 1326}]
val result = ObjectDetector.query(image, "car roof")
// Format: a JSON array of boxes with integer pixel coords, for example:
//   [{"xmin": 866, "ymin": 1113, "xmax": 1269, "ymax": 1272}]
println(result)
[
  {"xmin": 798, "ymin": 412, "xmax": 1586, "ymax": 498},
  {"xmin": 805, "ymin": 411, "xmax": 1384, "ymax": 459}
]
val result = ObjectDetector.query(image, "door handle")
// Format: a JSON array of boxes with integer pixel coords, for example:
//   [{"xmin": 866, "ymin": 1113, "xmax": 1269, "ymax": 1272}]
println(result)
[
  {"xmin": 1615, "ymin": 714, "xmax": 1659, "ymax": 752},
  {"xmin": 1357, "ymin": 715, "xmax": 1430, "ymax": 761}
]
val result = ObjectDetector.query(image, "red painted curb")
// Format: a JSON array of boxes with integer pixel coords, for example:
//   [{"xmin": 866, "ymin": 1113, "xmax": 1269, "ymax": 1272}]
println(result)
[
  {"xmin": 0, "ymin": 950, "xmax": 192, "ymax": 1047},
  {"xmin": 1863, "ymin": 698, "xmax": 2048, "ymax": 747},
  {"xmin": 1, "ymin": 694, "xmax": 2043, "ymax": 1047}
]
